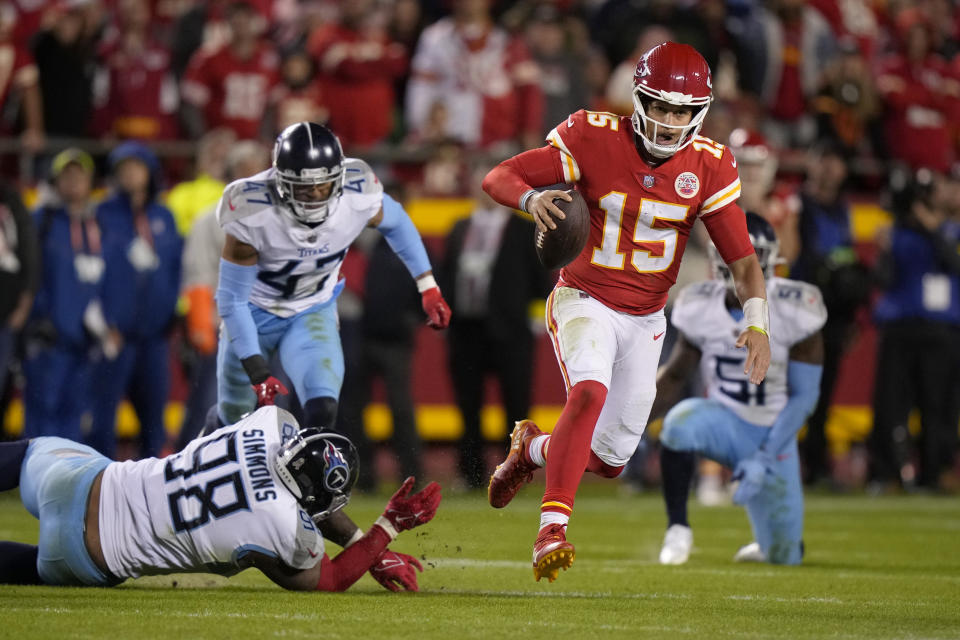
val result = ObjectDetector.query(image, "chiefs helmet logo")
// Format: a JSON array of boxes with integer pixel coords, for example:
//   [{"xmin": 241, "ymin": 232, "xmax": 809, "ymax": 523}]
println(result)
[{"xmin": 675, "ymin": 172, "xmax": 700, "ymax": 198}]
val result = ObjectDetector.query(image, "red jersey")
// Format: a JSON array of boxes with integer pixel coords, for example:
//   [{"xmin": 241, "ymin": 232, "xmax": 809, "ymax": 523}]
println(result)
[
  {"xmin": 545, "ymin": 110, "xmax": 751, "ymax": 315},
  {"xmin": 93, "ymin": 40, "xmax": 178, "ymax": 139},
  {"xmin": 877, "ymin": 53, "xmax": 956, "ymax": 173},
  {"xmin": 308, "ymin": 23, "xmax": 406, "ymax": 148},
  {"xmin": 181, "ymin": 42, "xmax": 279, "ymax": 139}
]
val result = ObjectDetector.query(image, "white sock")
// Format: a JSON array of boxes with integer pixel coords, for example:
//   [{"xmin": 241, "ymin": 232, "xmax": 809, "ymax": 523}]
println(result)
[
  {"xmin": 528, "ymin": 435, "xmax": 549, "ymax": 467},
  {"xmin": 539, "ymin": 511, "xmax": 569, "ymax": 531}
]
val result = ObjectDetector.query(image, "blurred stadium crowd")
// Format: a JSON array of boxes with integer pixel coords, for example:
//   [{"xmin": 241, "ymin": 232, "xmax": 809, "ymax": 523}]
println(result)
[{"xmin": 0, "ymin": 0, "xmax": 958, "ymax": 494}]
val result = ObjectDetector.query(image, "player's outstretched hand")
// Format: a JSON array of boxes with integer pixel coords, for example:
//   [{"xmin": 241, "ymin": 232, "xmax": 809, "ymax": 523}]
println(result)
[
  {"xmin": 381, "ymin": 477, "xmax": 442, "ymax": 533},
  {"xmin": 252, "ymin": 376, "xmax": 289, "ymax": 407},
  {"xmin": 421, "ymin": 287, "xmax": 451, "ymax": 330},
  {"xmin": 736, "ymin": 328, "xmax": 771, "ymax": 385},
  {"xmin": 369, "ymin": 550, "xmax": 424, "ymax": 592},
  {"xmin": 527, "ymin": 189, "xmax": 571, "ymax": 233},
  {"xmin": 731, "ymin": 449, "xmax": 773, "ymax": 505}
]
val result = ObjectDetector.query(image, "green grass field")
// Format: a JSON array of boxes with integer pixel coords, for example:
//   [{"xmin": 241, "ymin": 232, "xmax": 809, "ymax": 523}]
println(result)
[{"xmin": 1, "ymin": 483, "xmax": 959, "ymax": 639}]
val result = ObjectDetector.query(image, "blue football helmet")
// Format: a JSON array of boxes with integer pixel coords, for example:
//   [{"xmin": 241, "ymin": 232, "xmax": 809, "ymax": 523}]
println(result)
[
  {"xmin": 275, "ymin": 429, "xmax": 359, "ymax": 522},
  {"xmin": 709, "ymin": 211, "xmax": 780, "ymax": 288},
  {"xmin": 272, "ymin": 122, "xmax": 344, "ymax": 224}
]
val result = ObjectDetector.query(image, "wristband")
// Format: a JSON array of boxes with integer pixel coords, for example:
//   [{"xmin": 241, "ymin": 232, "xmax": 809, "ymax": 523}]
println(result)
[
  {"xmin": 416, "ymin": 274, "xmax": 438, "ymax": 293},
  {"xmin": 743, "ymin": 297, "xmax": 769, "ymax": 336},
  {"xmin": 519, "ymin": 189, "xmax": 537, "ymax": 213},
  {"xmin": 241, "ymin": 354, "xmax": 270, "ymax": 385},
  {"xmin": 344, "ymin": 528, "xmax": 364, "ymax": 548},
  {"xmin": 373, "ymin": 516, "xmax": 399, "ymax": 541}
]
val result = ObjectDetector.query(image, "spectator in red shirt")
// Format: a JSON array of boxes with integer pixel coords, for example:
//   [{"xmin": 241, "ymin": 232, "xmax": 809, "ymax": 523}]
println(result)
[
  {"xmin": 92, "ymin": 0, "xmax": 179, "ymax": 140},
  {"xmin": 307, "ymin": 0, "xmax": 407, "ymax": 150},
  {"xmin": 405, "ymin": 0, "xmax": 544, "ymax": 153},
  {"xmin": 877, "ymin": 8, "xmax": 958, "ymax": 173},
  {"xmin": 180, "ymin": 0, "xmax": 279, "ymax": 141}
]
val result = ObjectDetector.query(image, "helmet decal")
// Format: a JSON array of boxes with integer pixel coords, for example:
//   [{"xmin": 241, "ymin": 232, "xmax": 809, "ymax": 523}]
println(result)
[
  {"xmin": 274, "ymin": 428, "xmax": 359, "ymax": 522},
  {"xmin": 322, "ymin": 442, "xmax": 350, "ymax": 491}
]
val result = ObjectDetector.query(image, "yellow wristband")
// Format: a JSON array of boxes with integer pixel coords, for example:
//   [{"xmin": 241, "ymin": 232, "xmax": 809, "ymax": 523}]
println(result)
[{"xmin": 747, "ymin": 326, "xmax": 768, "ymax": 336}]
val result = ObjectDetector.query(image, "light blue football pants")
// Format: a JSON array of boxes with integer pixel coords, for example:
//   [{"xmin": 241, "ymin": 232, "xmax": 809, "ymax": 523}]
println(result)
[
  {"xmin": 217, "ymin": 300, "xmax": 344, "ymax": 425},
  {"xmin": 20, "ymin": 437, "xmax": 119, "ymax": 585},
  {"xmin": 660, "ymin": 398, "xmax": 804, "ymax": 565}
]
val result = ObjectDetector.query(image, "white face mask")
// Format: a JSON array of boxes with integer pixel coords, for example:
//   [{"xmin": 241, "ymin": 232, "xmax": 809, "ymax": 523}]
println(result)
[{"xmin": 631, "ymin": 93, "xmax": 711, "ymax": 158}]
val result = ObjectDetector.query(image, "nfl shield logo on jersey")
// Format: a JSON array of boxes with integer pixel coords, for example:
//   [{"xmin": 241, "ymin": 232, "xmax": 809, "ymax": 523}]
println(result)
[
  {"xmin": 675, "ymin": 172, "xmax": 700, "ymax": 198},
  {"xmin": 642, "ymin": 175, "xmax": 655, "ymax": 189}
]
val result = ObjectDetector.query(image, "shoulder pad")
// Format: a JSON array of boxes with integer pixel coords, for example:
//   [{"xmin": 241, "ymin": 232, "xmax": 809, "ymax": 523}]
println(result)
[
  {"xmin": 341, "ymin": 158, "xmax": 383, "ymax": 197},
  {"xmin": 216, "ymin": 174, "xmax": 279, "ymax": 227},
  {"xmin": 671, "ymin": 280, "xmax": 724, "ymax": 335},
  {"xmin": 770, "ymin": 278, "xmax": 828, "ymax": 341},
  {"xmin": 274, "ymin": 407, "xmax": 302, "ymax": 445},
  {"xmin": 676, "ymin": 280, "xmax": 725, "ymax": 302}
]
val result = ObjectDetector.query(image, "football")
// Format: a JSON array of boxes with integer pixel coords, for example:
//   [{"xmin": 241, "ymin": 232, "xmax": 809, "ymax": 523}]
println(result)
[{"xmin": 533, "ymin": 189, "xmax": 590, "ymax": 270}]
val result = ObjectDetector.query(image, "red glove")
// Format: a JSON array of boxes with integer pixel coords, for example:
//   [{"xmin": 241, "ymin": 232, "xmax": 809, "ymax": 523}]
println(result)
[
  {"xmin": 252, "ymin": 376, "xmax": 289, "ymax": 407},
  {"xmin": 369, "ymin": 550, "xmax": 424, "ymax": 592},
  {"xmin": 377, "ymin": 477, "xmax": 442, "ymax": 535},
  {"xmin": 421, "ymin": 287, "xmax": 451, "ymax": 330}
]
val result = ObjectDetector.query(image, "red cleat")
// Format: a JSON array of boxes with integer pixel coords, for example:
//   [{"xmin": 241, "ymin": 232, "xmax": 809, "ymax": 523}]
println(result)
[
  {"xmin": 532, "ymin": 524, "xmax": 575, "ymax": 582},
  {"xmin": 488, "ymin": 420, "xmax": 543, "ymax": 508}
]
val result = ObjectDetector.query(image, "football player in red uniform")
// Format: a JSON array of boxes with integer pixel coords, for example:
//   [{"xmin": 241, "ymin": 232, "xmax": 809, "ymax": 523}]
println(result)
[{"xmin": 483, "ymin": 41, "xmax": 772, "ymax": 582}]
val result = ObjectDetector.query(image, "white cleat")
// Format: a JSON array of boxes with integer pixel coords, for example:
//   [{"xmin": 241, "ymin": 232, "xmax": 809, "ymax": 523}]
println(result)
[
  {"xmin": 733, "ymin": 542, "xmax": 766, "ymax": 563},
  {"xmin": 659, "ymin": 524, "xmax": 693, "ymax": 565}
]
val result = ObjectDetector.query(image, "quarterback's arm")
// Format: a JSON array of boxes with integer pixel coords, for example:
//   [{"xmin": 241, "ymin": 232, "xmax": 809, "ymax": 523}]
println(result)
[
  {"xmin": 369, "ymin": 194, "xmax": 451, "ymax": 329},
  {"xmin": 760, "ymin": 332, "xmax": 824, "ymax": 456},
  {"xmin": 649, "ymin": 333, "xmax": 702, "ymax": 422},
  {"xmin": 727, "ymin": 253, "xmax": 771, "ymax": 384},
  {"xmin": 482, "ymin": 146, "xmax": 572, "ymax": 232},
  {"xmin": 216, "ymin": 235, "xmax": 268, "ymax": 383}
]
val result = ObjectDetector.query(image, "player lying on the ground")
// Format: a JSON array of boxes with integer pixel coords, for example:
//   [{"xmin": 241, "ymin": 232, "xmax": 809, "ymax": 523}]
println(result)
[
  {"xmin": 0, "ymin": 406, "xmax": 441, "ymax": 591},
  {"xmin": 655, "ymin": 213, "xmax": 825, "ymax": 565}
]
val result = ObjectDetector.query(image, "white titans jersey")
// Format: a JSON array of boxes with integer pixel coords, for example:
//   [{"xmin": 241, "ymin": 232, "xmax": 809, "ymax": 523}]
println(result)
[
  {"xmin": 671, "ymin": 277, "xmax": 827, "ymax": 426},
  {"xmin": 98, "ymin": 407, "xmax": 324, "ymax": 580},
  {"xmin": 217, "ymin": 159, "xmax": 383, "ymax": 317}
]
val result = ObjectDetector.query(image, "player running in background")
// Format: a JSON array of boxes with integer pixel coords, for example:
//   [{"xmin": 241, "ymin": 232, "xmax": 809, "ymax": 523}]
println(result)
[
  {"xmin": 482, "ymin": 41, "xmax": 771, "ymax": 582},
  {"xmin": 656, "ymin": 214, "xmax": 824, "ymax": 565},
  {"xmin": 0, "ymin": 406, "xmax": 441, "ymax": 592},
  {"xmin": 214, "ymin": 121, "xmax": 449, "ymax": 433}
]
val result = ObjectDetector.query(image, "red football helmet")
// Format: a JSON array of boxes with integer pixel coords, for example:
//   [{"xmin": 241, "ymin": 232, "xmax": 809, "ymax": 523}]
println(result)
[{"xmin": 632, "ymin": 42, "xmax": 713, "ymax": 158}]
